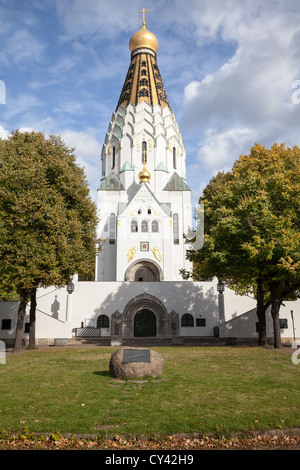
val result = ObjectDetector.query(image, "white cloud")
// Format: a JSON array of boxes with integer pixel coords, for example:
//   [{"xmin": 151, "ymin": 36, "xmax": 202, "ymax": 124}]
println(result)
[
  {"xmin": 1, "ymin": 29, "xmax": 45, "ymax": 65},
  {"xmin": 3, "ymin": 93, "xmax": 43, "ymax": 122},
  {"xmin": 0, "ymin": 125, "xmax": 9, "ymax": 139},
  {"xmin": 55, "ymin": 0, "xmax": 143, "ymax": 39},
  {"xmin": 60, "ymin": 129, "xmax": 101, "ymax": 201},
  {"xmin": 197, "ymin": 126, "xmax": 256, "ymax": 172},
  {"xmin": 2, "ymin": 0, "xmax": 300, "ymax": 207},
  {"xmin": 180, "ymin": 0, "xmax": 300, "ymax": 178}
]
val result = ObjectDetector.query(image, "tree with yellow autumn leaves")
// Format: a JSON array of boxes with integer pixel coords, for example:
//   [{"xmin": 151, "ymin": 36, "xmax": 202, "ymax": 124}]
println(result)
[{"xmin": 183, "ymin": 143, "xmax": 300, "ymax": 348}]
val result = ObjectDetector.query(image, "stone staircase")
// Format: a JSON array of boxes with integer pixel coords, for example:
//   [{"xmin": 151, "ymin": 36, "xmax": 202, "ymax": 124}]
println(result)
[{"xmin": 71, "ymin": 336, "xmax": 225, "ymax": 348}]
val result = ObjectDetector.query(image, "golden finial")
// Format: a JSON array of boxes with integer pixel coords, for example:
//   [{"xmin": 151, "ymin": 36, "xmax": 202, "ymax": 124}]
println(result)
[
  {"xmin": 138, "ymin": 165, "xmax": 151, "ymax": 183},
  {"xmin": 129, "ymin": 8, "xmax": 158, "ymax": 54},
  {"xmin": 139, "ymin": 8, "xmax": 149, "ymax": 27}
]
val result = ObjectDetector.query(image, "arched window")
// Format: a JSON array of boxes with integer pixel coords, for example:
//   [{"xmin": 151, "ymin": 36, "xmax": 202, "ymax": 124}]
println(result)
[
  {"xmin": 141, "ymin": 69, "xmax": 147, "ymax": 76},
  {"xmin": 109, "ymin": 213, "xmax": 116, "ymax": 244},
  {"xmin": 181, "ymin": 313, "xmax": 194, "ymax": 327},
  {"xmin": 173, "ymin": 213, "xmax": 179, "ymax": 245},
  {"xmin": 140, "ymin": 78, "xmax": 148, "ymax": 87},
  {"xmin": 142, "ymin": 141, "xmax": 147, "ymax": 164},
  {"xmin": 151, "ymin": 220, "xmax": 159, "ymax": 232},
  {"xmin": 97, "ymin": 315, "xmax": 110, "ymax": 328},
  {"xmin": 131, "ymin": 219, "xmax": 138, "ymax": 232},
  {"xmin": 141, "ymin": 220, "xmax": 148, "ymax": 232},
  {"xmin": 139, "ymin": 88, "xmax": 149, "ymax": 97},
  {"xmin": 141, "ymin": 60, "xmax": 147, "ymax": 67},
  {"xmin": 148, "ymin": 208, "xmax": 151, "ymax": 215},
  {"xmin": 173, "ymin": 147, "xmax": 176, "ymax": 169}
]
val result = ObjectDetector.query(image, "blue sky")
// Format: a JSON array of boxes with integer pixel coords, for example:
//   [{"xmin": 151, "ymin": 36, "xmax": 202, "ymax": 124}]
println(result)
[{"xmin": 1, "ymin": 0, "xmax": 300, "ymax": 207}]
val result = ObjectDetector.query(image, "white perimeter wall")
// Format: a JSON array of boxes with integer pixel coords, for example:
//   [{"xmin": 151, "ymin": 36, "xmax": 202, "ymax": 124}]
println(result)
[{"xmin": 1, "ymin": 280, "xmax": 299, "ymax": 344}]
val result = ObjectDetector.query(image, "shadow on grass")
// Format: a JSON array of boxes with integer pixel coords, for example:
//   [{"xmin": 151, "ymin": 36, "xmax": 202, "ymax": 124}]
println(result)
[{"xmin": 93, "ymin": 370, "xmax": 111, "ymax": 377}]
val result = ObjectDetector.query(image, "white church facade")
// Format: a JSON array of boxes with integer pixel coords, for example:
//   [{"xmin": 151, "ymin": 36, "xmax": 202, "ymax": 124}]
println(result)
[{"xmin": 1, "ymin": 15, "xmax": 299, "ymax": 347}]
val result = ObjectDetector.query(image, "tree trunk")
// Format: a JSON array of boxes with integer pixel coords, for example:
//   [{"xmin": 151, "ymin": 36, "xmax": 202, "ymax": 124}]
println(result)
[
  {"xmin": 256, "ymin": 279, "xmax": 268, "ymax": 346},
  {"xmin": 271, "ymin": 300, "xmax": 282, "ymax": 349},
  {"xmin": 14, "ymin": 288, "xmax": 31, "ymax": 352},
  {"xmin": 270, "ymin": 282, "xmax": 282, "ymax": 349},
  {"xmin": 29, "ymin": 288, "xmax": 37, "ymax": 349}
]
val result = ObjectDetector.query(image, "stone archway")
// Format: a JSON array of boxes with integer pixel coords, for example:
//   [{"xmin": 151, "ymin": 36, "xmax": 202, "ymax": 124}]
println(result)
[
  {"xmin": 125, "ymin": 259, "xmax": 163, "ymax": 281},
  {"xmin": 123, "ymin": 293, "xmax": 169, "ymax": 338}
]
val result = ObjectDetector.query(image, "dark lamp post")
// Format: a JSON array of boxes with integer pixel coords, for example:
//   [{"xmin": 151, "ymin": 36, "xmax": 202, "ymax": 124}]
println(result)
[
  {"xmin": 217, "ymin": 280, "xmax": 225, "ymax": 294},
  {"xmin": 67, "ymin": 277, "xmax": 74, "ymax": 294}
]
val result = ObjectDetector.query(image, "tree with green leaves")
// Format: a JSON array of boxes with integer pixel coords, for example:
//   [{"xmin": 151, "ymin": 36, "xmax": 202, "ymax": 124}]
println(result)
[
  {"xmin": 0, "ymin": 131, "xmax": 98, "ymax": 351},
  {"xmin": 182, "ymin": 143, "xmax": 300, "ymax": 348}
]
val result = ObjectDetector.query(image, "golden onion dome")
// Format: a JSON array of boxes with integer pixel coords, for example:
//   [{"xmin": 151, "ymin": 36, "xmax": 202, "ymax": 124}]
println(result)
[
  {"xmin": 129, "ymin": 23, "xmax": 159, "ymax": 54},
  {"xmin": 138, "ymin": 165, "xmax": 151, "ymax": 183}
]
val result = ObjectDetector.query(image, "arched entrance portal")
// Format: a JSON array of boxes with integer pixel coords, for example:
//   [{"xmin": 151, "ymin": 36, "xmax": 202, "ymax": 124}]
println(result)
[
  {"xmin": 134, "ymin": 309, "xmax": 156, "ymax": 337},
  {"xmin": 122, "ymin": 293, "xmax": 168, "ymax": 338},
  {"xmin": 125, "ymin": 259, "xmax": 163, "ymax": 281}
]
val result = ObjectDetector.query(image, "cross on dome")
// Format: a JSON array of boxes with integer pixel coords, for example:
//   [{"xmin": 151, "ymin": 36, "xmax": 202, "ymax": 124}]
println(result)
[{"xmin": 138, "ymin": 8, "xmax": 149, "ymax": 26}]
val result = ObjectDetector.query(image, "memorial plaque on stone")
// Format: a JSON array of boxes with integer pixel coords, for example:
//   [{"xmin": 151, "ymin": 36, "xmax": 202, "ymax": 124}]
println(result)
[{"xmin": 122, "ymin": 349, "xmax": 150, "ymax": 364}]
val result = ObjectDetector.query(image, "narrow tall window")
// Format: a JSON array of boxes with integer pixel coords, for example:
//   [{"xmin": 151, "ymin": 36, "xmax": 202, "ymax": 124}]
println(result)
[
  {"xmin": 142, "ymin": 141, "xmax": 147, "ymax": 164},
  {"xmin": 139, "ymin": 89, "xmax": 149, "ymax": 97},
  {"xmin": 173, "ymin": 213, "xmax": 179, "ymax": 245},
  {"xmin": 173, "ymin": 147, "xmax": 177, "ymax": 169},
  {"xmin": 112, "ymin": 146, "xmax": 115, "ymax": 169},
  {"xmin": 109, "ymin": 213, "xmax": 116, "ymax": 244}
]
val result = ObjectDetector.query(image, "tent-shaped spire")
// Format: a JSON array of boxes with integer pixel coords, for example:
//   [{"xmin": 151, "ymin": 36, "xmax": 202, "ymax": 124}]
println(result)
[{"xmin": 116, "ymin": 11, "xmax": 171, "ymax": 111}]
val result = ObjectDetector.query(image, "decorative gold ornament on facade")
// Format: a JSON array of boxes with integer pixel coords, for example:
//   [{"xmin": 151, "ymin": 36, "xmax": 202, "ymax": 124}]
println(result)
[
  {"xmin": 138, "ymin": 165, "xmax": 151, "ymax": 183},
  {"xmin": 151, "ymin": 247, "xmax": 162, "ymax": 262},
  {"xmin": 127, "ymin": 247, "xmax": 137, "ymax": 262}
]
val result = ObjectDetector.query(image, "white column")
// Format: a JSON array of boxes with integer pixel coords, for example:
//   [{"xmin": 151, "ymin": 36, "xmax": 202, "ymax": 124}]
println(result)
[
  {"xmin": 66, "ymin": 293, "xmax": 73, "ymax": 323},
  {"xmin": 218, "ymin": 293, "xmax": 225, "ymax": 325}
]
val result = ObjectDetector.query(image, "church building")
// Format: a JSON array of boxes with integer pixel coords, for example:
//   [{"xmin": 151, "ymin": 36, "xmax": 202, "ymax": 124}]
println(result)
[
  {"xmin": 96, "ymin": 13, "xmax": 192, "ymax": 284},
  {"xmin": 0, "ymin": 12, "xmax": 299, "ymax": 347}
]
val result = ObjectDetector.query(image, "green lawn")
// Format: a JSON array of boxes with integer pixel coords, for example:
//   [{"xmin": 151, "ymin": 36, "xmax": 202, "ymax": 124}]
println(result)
[{"xmin": 0, "ymin": 346, "xmax": 299, "ymax": 438}]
